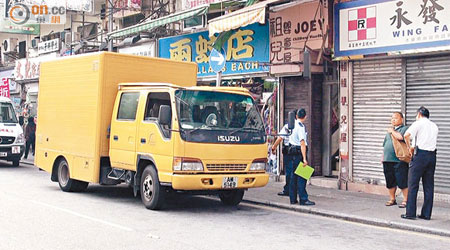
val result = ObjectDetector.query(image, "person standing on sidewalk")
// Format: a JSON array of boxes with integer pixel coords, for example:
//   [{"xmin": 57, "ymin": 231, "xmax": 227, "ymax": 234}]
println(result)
[
  {"xmin": 272, "ymin": 109, "xmax": 297, "ymax": 196},
  {"xmin": 382, "ymin": 112, "xmax": 409, "ymax": 208},
  {"xmin": 287, "ymin": 109, "xmax": 315, "ymax": 206},
  {"xmin": 24, "ymin": 116, "xmax": 36, "ymax": 159},
  {"xmin": 401, "ymin": 106, "xmax": 438, "ymax": 220}
]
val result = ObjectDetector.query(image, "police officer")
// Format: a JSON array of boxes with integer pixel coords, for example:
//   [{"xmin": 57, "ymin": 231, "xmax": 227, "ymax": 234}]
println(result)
[
  {"xmin": 272, "ymin": 109, "xmax": 297, "ymax": 196},
  {"xmin": 401, "ymin": 106, "xmax": 438, "ymax": 220},
  {"xmin": 287, "ymin": 109, "xmax": 315, "ymax": 206}
]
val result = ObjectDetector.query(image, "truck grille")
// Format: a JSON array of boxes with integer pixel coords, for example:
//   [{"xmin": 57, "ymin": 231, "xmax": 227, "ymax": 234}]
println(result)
[
  {"xmin": 206, "ymin": 164, "xmax": 247, "ymax": 172},
  {"xmin": 0, "ymin": 136, "xmax": 15, "ymax": 145}
]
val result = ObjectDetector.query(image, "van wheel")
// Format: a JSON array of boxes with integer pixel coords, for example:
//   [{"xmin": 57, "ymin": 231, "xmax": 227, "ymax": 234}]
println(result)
[
  {"xmin": 140, "ymin": 165, "xmax": 165, "ymax": 210},
  {"xmin": 57, "ymin": 159, "xmax": 89, "ymax": 192},
  {"xmin": 219, "ymin": 190, "xmax": 245, "ymax": 206}
]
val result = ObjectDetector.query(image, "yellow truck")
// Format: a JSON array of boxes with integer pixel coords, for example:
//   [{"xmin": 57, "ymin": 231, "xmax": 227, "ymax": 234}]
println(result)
[{"xmin": 36, "ymin": 52, "xmax": 274, "ymax": 209}]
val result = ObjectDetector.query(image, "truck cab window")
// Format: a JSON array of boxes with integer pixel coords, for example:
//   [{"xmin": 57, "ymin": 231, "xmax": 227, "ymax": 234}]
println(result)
[
  {"xmin": 117, "ymin": 92, "xmax": 139, "ymax": 120},
  {"xmin": 144, "ymin": 92, "xmax": 172, "ymax": 137}
]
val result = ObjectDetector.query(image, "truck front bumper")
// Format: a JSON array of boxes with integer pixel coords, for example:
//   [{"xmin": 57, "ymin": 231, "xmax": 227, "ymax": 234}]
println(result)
[
  {"xmin": 0, "ymin": 144, "xmax": 25, "ymax": 161},
  {"xmin": 171, "ymin": 173, "xmax": 269, "ymax": 191}
]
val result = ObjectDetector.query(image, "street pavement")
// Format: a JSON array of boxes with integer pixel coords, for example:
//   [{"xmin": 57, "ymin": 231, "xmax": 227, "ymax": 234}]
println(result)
[
  {"xmin": 1, "ymin": 161, "xmax": 449, "ymax": 250},
  {"xmin": 245, "ymin": 179, "xmax": 450, "ymax": 237}
]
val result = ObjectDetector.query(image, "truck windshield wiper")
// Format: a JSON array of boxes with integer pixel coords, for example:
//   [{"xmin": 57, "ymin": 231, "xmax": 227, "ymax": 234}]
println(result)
[{"xmin": 230, "ymin": 127, "xmax": 261, "ymax": 135}]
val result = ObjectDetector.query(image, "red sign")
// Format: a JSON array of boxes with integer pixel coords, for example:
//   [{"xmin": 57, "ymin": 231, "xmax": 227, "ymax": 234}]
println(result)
[{"xmin": 1, "ymin": 78, "xmax": 10, "ymax": 98}]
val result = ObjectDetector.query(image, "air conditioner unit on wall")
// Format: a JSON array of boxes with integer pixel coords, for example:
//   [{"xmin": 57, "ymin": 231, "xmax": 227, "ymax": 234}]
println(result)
[
  {"xmin": 72, "ymin": 32, "xmax": 81, "ymax": 42},
  {"xmin": 3, "ymin": 38, "xmax": 18, "ymax": 53},
  {"xmin": 31, "ymin": 38, "xmax": 39, "ymax": 49},
  {"xmin": 64, "ymin": 32, "xmax": 72, "ymax": 45}
]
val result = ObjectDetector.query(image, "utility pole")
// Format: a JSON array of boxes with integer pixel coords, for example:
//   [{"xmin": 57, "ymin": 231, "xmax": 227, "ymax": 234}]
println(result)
[{"xmin": 108, "ymin": 0, "xmax": 114, "ymax": 51}]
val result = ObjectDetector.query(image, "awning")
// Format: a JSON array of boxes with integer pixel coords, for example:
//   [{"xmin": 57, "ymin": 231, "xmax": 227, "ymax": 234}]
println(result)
[
  {"xmin": 107, "ymin": 5, "xmax": 209, "ymax": 39},
  {"xmin": 208, "ymin": 0, "xmax": 283, "ymax": 36}
]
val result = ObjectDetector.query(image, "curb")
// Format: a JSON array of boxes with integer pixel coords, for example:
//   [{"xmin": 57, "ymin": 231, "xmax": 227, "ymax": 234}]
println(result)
[
  {"xmin": 20, "ymin": 161, "xmax": 35, "ymax": 166},
  {"xmin": 243, "ymin": 198, "xmax": 450, "ymax": 238}
]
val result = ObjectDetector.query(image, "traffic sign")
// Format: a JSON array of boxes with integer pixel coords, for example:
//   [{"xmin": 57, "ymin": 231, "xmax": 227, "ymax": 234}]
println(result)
[{"xmin": 209, "ymin": 48, "xmax": 226, "ymax": 73}]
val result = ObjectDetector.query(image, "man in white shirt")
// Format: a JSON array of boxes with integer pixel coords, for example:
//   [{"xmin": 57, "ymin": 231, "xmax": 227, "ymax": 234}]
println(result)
[
  {"xmin": 286, "ymin": 109, "xmax": 315, "ymax": 206},
  {"xmin": 272, "ymin": 110, "xmax": 297, "ymax": 196},
  {"xmin": 401, "ymin": 106, "xmax": 439, "ymax": 220}
]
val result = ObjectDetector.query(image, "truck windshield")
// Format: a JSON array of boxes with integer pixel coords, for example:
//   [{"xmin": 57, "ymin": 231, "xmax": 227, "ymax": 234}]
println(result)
[
  {"xmin": 0, "ymin": 102, "xmax": 18, "ymax": 123},
  {"xmin": 175, "ymin": 90, "xmax": 265, "ymax": 144}
]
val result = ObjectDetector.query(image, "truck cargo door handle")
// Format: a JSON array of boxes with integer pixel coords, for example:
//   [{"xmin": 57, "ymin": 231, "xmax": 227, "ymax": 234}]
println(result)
[
  {"xmin": 140, "ymin": 138, "xmax": 146, "ymax": 144},
  {"xmin": 113, "ymin": 135, "xmax": 118, "ymax": 141}
]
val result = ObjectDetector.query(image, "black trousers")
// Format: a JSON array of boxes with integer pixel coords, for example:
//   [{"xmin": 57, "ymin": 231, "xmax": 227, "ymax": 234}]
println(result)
[
  {"xmin": 25, "ymin": 138, "xmax": 35, "ymax": 158},
  {"xmin": 406, "ymin": 149, "xmax": 436, "ymax": 218}
]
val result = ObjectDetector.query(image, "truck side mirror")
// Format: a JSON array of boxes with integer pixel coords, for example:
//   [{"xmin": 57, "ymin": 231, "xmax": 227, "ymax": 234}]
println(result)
[
  {"xmin": 158, "ymin": 105, "xmax": 171, "ymax": 126},
  {"xmin": 288, "ymin": 111, "xmax": 295, "ymax": 130}
]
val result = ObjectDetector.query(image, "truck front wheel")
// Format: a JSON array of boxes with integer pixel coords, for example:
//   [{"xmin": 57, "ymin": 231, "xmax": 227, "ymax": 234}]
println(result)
[
  {"xmin": 219, "ymin": 190, "xmax": 245, "ymax": 206},
  {"xmin": 57, "ymin": 159, "xmax": 88, "ymax": 192},
  {"xmin": 140, "ymin": 165, "xmax": 165, "ymax": 210}
]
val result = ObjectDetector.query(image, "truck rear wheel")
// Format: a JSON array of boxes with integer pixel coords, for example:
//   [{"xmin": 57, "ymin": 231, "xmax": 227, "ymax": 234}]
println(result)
[
  {"xmin": 140, "ymin": 165, "xmax": 165, "ymax": 210},
  {"xmin": 57, "ymin": 159, "xmax": 88, "ymax": 192},
  {"xmin": 219, "ymin": 190, "xmax": 245, "ymax": 206}
]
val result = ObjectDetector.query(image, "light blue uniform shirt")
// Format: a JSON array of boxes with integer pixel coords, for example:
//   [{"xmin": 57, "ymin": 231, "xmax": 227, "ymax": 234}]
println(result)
[
  {"xmin": 288, "ymin": 121, "xmax": 308, "ymax": 146},
  {"xmin": 278, "ymin": 124, "xmax": 290, "ymax": 146}
]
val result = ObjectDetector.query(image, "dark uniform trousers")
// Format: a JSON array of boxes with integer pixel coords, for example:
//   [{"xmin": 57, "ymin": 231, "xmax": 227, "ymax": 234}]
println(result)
[
  {"xmin": 406, "ymin": 149, "xmax": 437, "ymax": 218},
  {"xmin": 288, "ymin": 148, "xmax": 309, "ymax": 203},
  {"xmin": 282, "ymin": 146, "xmax": 293, "ymax": 194}
]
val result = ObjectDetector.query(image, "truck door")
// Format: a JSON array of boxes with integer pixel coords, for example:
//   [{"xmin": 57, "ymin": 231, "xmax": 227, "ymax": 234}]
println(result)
[
  {"xmin": 110, "ymin": 91, "xmax": 140, "ymax": 170},
  {"xmin": 137, "ymin": 91, "xmax": 174, "ymax": 176}
]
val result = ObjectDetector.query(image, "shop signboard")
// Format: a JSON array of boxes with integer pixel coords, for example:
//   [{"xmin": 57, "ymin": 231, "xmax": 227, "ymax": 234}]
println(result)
[
  {"xmin": 14, "ymin": 54, "xmax": 57, "ymax": 81},
  {"xmin": 0, "ymin": 78, "xmax": 10, "ymax": 97},
  {"xmin": 181, "ymin": 0, "xmax": 225, "ymax": 10},
  {"xmin": 113, "ymin": 0, "xmax": 141, "ymax": 18},
  {"xmin": 118, "ymin": 42, "xmax": 156, "ymax": 57},
  {"xmin": 158, "ymin": 23, "xmax": 269, "ymax": 78},
  {"xmin": 38, "ymin": 38, "xmax": 60, "ymax": 55},
  {"xmin": 335, "ymin": 0, "xmax": 450, "ymax": 58},
  {"xmin": 269, "ymin": 0, "xmax": 329, "ymax": 66},
  {"xmin": 67, "ymin": 0, "xmax": 94, "ymax": 12}
]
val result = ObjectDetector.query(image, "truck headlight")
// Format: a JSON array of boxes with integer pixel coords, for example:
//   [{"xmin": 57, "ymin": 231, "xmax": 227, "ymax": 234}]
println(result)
[
  {"xmin": 15, "ymin": 133, "xmax": 25, "ymax": 144},
  {"xmin": 250, "ymin": 159, "xmax": 267, "ymax": 171},
  {"xmin": 173, "ymin": 157, "xmax": 204, "ymax": 171}
]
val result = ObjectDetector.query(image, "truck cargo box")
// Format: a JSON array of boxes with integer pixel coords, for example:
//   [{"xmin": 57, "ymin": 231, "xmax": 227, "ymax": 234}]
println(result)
[{"xmin": 36, "ymin": 52, "xmax": 197, "ymax": 183}]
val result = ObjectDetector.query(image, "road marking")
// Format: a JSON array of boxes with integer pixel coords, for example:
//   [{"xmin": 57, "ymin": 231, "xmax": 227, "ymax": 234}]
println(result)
[
  {"xmin": 31, "ymin": 200, "xmax": 133, "ymax": 232},
  {"xmin": 242, "ymin": 202, "xmax": 450, "ymax": 241}
]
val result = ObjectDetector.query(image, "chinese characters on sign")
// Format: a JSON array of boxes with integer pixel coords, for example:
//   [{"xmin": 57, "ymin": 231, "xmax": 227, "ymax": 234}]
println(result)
[
  {"xmin": 269, "ymin": 0, "xmax": 329, "ymax": 73},
  {"xmin": 1, "ymin": 78, "xmax": 10, "ymax": 98},
  {"xmin": 159, "ymin": 23, "xmax": 269, "ymax": 77},
  {"xmin": 336, "ymin": 0, "xmax": 450, "ymax": 58},
  {"xmin": 338, "ymin": 61, "xmax": 351, "ymax": 179},
  {"xmin": 38, "ymin": 38, "xmax": 60, "ymax": 55},
  {"xmin": 118, "ymin": 42, "xmax": 156, "ymax": 57}
]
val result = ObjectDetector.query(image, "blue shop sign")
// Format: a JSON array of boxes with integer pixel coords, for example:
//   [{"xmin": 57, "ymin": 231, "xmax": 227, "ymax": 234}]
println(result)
[{"xmin": 158, "ymin": 23, "xmax": 269, "ymax": 77}]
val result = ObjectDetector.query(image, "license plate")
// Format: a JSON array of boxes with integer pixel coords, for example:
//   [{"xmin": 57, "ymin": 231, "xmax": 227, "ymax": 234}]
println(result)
[
  {"xmin": 222, "ymin": 177, "xmax": 238, "ymax": 189},
  {"xmin": 0, "ymin": 152, "xmax": 6, "ymax": 157},
  {"xmin": 12, "ymin": 146, "xmax": 20, "ymax": 154}
]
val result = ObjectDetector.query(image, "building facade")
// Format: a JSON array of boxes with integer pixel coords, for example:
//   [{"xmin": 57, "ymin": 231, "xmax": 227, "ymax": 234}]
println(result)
[{"xmin": 335, "ymin": 0, "xmax": 450, "ymax": 194}]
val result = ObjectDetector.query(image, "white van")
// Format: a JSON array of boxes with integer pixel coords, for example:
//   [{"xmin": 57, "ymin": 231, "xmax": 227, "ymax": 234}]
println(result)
[{"xmin": 0, "ymin": 97, "xmax": 25, "ymax": 166}]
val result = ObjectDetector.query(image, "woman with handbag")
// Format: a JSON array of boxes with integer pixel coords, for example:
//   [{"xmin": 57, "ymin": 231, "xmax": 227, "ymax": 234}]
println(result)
[{"xmin": 382, "ymin": 112, "xmax": 410, "ymax": 208}]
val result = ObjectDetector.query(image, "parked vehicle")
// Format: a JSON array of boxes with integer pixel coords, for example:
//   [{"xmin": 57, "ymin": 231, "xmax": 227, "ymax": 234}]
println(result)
[
  {"xmin": 0, "ymin": 97, "xmax": 25, "ymax": 166},
  {"xmin": 36, "ymin": 52, "xmax": 272, "ymax": 209}
]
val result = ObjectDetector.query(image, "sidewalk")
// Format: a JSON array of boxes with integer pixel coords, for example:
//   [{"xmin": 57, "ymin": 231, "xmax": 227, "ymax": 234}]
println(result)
[
  {"xmin": 244, "ymin": 179, "xmax": 450, "ymax": 237},
  {"xmin": 20, "ymin": 154, "xmax": 35, "ymax": 166}
]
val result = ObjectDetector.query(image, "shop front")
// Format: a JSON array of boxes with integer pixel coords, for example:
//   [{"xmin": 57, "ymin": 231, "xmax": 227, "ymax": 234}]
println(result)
[
  {"xmin": 335, "ymin": 0, "xmax": 450, "ymax": 193},
  {"xmin": 269, "ymin": 0, "xmax": 338, "ymax": 177}
]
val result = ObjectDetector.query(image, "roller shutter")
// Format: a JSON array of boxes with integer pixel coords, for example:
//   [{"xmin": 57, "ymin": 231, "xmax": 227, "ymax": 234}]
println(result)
[
  {"xmin": 352, "ymin": 59, "xmax": 403, "ymax": 183},
  {"xmin": 406, "ymin": 55, "xmax": 450, "ymax": 193}
]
